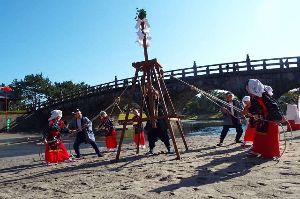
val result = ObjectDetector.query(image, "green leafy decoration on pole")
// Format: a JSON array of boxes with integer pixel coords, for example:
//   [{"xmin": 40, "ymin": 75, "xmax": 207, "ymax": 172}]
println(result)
[{"xmin": 135, "ymin": 8, "xmax": 147, "ymax": 20}]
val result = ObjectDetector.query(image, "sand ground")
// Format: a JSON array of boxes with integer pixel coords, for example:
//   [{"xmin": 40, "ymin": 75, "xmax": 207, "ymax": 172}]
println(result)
[{"xmin": 0, "ymin": 131, "xmax": 299, "ymax": 199}]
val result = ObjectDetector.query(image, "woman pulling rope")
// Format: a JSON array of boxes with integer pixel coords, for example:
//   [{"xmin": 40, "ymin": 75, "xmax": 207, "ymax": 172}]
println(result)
[
  {"xmin": 44, "ymin": 110, "xmax": 71, "ymax": 164},
  {"xmin": 168, "ymin": 73, "xmax": 289, "ymax": 158},
  {"xmin": 245, "ymin": 79, "xmax": 284, "ymax": 159}
]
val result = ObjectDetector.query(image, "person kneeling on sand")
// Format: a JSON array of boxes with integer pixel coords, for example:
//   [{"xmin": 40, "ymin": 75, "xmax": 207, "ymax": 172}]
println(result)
[{"xmin": 68, "ymin": 109, "xmax": 103, "ymax": 158}]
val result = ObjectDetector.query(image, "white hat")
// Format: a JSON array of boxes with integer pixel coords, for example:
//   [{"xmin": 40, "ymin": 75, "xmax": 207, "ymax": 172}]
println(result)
[
  {"xmin": 246, "ymin": 79, "xmax": 265, "ymax": 97},
  {"xmin": 242, "ymin": 96, "xmax": 250, "ymax": 102},
  {"xmin": 48, "ymin": 110, "xmax": 62, "ymax": 121},
  {"xmin": 264, "ymin": 85, "xmax": 273, "ymax": 96},
  {"xmin": 100, "ymin": 111, "xmax": 107, "ymax": 117}
]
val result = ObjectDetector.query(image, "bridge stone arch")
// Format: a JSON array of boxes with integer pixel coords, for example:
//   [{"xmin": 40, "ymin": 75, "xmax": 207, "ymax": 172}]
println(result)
[
  {"xmin": 272, "ymin": 73, "xmax": 300, "ymax": 98},
  {"xmin": 165, "ymin": 74, "xmax": 247, "ymax": 113},
  {"xmin": 166, "ymin": 67, "xmax": 300, "ymax": 112},
  {"xmin": 11, "ymin": 56, "xmax": 300, "ymax": 132}
]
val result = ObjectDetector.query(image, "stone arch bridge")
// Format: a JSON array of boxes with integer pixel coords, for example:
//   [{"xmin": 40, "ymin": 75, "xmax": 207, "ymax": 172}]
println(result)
[{"xmin": 12, "ymin": 55, "xmax": 300, "ymax": 131}]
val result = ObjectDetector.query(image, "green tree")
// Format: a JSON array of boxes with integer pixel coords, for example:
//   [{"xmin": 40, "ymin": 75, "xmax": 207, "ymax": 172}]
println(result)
[
  {"xmin": 11, "ymin": 73, "xmax": 52, "ymax": 109},
  {"xmin": 183, "ymin": 90, "xmax": 227, "ymax": 115},
  {"xmin": 51, "ymin": 81, "xmax": 89, "ymax": 99},
  {"xmin": 278, "ymin": 89, "xmax": 300, "ymax": 104},
  {"xmin": 10, "ymin": 73, "xmax": 90, "ymax": 110}
]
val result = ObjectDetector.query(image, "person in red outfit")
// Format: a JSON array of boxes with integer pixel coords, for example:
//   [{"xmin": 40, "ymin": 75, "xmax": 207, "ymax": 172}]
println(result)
[
  {"xmin": 241, "ymin": 96, "xmax": 255, "ymax": 146},
  {"xmin": 132, "ymin": 109, "xmax": 146, "ymax": 149},
  {"xmin": 45, "ymin": 110, "xmax": 70, "ymax": 163},
  {"xmin": 246, "ymin": 79, "xmax": 284, "ymax": 159},
  {"xmin": 97, "ymin": 111, "xmax": 117, "ymax": 151}
]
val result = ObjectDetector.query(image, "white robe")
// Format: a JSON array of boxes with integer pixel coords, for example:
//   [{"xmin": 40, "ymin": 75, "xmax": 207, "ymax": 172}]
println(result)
[{"xmin": 286, "ymin": 104, "xmax": 300, "ymax": 124}]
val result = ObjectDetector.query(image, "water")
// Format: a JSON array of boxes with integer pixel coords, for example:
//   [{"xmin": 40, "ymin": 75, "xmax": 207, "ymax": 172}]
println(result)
[
  {"xmin": 181, "ymin": 120, "xmax": 247, "ymax": 137},
  {"xmin": 111, "ymin": 120, "xmax": 247, "ymax": 141}
]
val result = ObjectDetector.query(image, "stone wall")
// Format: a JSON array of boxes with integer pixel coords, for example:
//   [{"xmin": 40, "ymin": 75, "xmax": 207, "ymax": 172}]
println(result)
[{"xmin": 0, "ymin": 113, "xmax": 26, "ymax": 132}]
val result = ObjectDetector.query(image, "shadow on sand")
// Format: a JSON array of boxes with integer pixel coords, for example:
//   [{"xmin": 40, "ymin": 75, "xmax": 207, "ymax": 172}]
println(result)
[{"xmin": 151, "ymin": 146, "xmax": 270, "ymax": 193}]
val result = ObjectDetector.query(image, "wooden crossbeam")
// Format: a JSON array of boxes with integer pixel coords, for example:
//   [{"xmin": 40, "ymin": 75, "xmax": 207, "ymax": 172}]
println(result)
[
  {"xmin": 118, "ymin": 115, "xmax": 184, "ymax": 123},
  {"xmin": 132, "ymin": 59, "xmax": 158, "ymax": 70}
]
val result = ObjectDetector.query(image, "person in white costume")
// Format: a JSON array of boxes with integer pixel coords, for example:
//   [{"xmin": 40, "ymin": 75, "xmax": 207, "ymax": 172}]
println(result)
[{"xmin": 286, "ymin": 98, "xmax": 300, "ymax": 131}]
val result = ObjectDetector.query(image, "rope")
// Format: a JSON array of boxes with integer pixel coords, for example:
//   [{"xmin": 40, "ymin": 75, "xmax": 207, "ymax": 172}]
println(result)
[
  {"xmin": 116, "ymin": 104, "xmax": 123, "ymax": 113},
  {"xmin": 138, "ymin": 78, "xmax": 148, "ymax": 114},
  {"xmin": 168, "ymin": 73, "xmax": 243, "ymax": 121},
  {"xmin": 168, "ymin": 72, "xmax": 294, "ymax": 158},
  {"xmin": 284, "ymin": 120, "xmax": 294, "ymax": 145},
  {"xmin": 278, "ymin": 123, "xmax": 287, "ymax": 158},
  {"xmin": 90, "ymin": 85, "xmax": 129, "ymax": 122},
  {"xmin": 167, "ymin": 72, "xmax": 286, "ymax": 123},
  {"xmin": 109, "ymin": 103, "xmax": 117, "ymax": 118},
  {"xmin": 169, "ymin": 74, "xmax": 243, "ymax": 113}
]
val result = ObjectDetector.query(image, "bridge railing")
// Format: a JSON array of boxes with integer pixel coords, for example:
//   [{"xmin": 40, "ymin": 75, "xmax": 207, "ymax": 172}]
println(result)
[
  {"xmin": 35, "ymin": 56, "xmax": 300, "ymax": 109},
  {"xmin": 36, "ymin": 76, "xmax": 138, "ymax": 109},
  {"xmin": 165, "ymin": 56, "xmax": 299, "ymax": 79}
]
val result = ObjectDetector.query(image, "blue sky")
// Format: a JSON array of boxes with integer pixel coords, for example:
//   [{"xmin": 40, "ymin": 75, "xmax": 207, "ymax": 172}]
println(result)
[{"xmin": 1, "ymin": 0, "xmax": 299, "ymax": 86}]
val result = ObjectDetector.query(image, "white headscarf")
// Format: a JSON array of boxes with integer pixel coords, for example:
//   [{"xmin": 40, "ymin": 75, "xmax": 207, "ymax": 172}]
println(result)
[
  {"xmin": 246, "ymin": 79, "xmax": 265, "ymax": 97},
  {"xmin": 242, "ymin": 96, "xmax": 250, "ymax": 106},
  {"xmin": 264, "ymin": 85, "xmax": 273, "ymax": 96},
  {"xmin": 48, "ymin": 110, "xmax": 62, "ymax": 121},
  {"xmin": 100, "ymin": 111, "xmax": 107, "ymax": 117},
  {"xmin": 242, "ymin": 96, "xmax": 250, "ymax": 102}
]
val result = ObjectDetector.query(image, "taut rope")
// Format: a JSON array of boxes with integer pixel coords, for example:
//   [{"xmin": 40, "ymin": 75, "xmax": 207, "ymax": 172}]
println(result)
[{"xmin": 167, "ymin": 73, "xmax": 293, "ymax": 158}]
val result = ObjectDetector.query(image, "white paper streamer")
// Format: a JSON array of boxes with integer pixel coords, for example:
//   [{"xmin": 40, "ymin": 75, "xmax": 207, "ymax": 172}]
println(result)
[
  {"xmin": 135, "ymin": 19, "xmax": 142, "ymax": 29},
  {"xmin": 135, "ymin": 19, "xmax": 151, "ymax": 47}
]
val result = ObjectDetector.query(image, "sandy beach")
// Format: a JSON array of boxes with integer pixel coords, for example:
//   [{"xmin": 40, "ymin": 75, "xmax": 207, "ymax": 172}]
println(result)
[{"xmin": 0, "ymin": 131, "xmax": 300, "ymax": 199}]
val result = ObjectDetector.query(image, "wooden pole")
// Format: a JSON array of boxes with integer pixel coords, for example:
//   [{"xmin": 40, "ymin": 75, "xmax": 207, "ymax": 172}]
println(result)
[
  {"xmin": 5, "ymin": 92, "xmax": 8, "ymax": 132},
  {"xmin": 141, "ymin": 21, "xmax": 148, "ymax": 61},
  {"xmin": 141, "ymin": 20, "xmax": 157, "ymax": 128},
  {"xmin": 175, "ymin": 120, "xmax": 188, "ymax": 151},
  {"xmin": 136, "ymin": 75, "xmax": 146, "ymax": 154},
  {"xmin": 152, "ymin": 67, "xmax": 180, "ymax": 160},
  {"xmin": 116, "ymin": 11, "xmax": 189, "ymax": 161},
  {"xmin": 116, "ymin": 70, "xmax": 139, "ymax": 162},
  {"xmin": 145, "ymin": 68, "xmax": 157, "ymax": 128},
  {"xmin": 156, "ymin": 65, "xmax": 188, "ymax": 151}
]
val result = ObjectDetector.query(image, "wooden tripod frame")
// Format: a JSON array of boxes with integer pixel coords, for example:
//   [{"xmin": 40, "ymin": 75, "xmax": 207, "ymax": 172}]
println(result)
[{"xmin": 115, "ymin": 58, "xmax": 189, "ymax": 162}]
